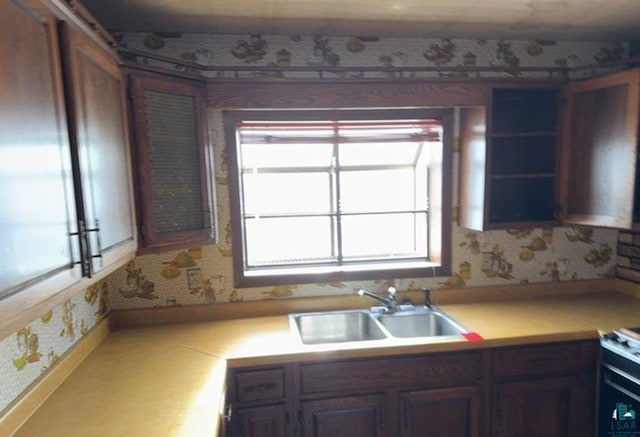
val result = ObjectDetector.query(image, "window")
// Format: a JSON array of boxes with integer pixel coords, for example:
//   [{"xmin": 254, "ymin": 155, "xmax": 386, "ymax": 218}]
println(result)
[{"xmin": 225, "ymin": 109, "xmax": 452, "ymax": 287}]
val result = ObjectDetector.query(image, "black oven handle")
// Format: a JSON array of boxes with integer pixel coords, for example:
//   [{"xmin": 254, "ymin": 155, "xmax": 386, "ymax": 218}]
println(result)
[{"xmin": 602, "ymin": 364, "xmax": 640, "ymax": 402}]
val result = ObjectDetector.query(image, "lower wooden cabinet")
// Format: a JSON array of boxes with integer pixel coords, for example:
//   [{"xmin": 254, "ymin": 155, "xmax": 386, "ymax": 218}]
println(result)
[
  {"xmin": 227, "ymin": 366, "xmax": 294, "ymax": 437},
  {"xmin": 236, "ymin": 404, "xmax": 288, "ymax": 437},
  {"xmin": 224, "ymin": 340, "xmax": 597, "ymax": 437},
  {"xmin": 493, "ymin": 376, "xmax": 591, "ymax": 437},
  {"xmin": 301, "ymin": 394, "xmax": 385, "ymax": 437},
  {"xmin": 491, "ymin": 341, "xmax": 597, "ymax": 437},
  {"xmin": 400, "ymin": 386, "xmax": 480, "ymax": 437}
]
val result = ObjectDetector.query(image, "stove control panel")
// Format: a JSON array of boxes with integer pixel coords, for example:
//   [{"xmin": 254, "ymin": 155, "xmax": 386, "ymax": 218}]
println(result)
[{"xmin": 601, "ymin": 329, "xmax": 640, "ymax": 365}]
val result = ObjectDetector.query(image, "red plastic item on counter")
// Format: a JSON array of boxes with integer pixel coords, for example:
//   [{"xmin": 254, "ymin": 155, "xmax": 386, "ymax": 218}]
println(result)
[{"xmin": 462, "ymin": 332, "xmax": 484, "ymax": 342}]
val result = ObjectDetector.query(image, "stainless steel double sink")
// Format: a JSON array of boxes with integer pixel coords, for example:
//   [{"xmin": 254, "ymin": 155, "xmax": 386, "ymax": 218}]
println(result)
[{"xmin": 289, "ymin": 306, "xmax": 469, "ymax": 346}]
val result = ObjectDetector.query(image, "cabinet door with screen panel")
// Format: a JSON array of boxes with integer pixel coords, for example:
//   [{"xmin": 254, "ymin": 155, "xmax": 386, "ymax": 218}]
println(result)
[{"xmin": 128, "ymin": 73, "xmax": 216, "ymax": 252}]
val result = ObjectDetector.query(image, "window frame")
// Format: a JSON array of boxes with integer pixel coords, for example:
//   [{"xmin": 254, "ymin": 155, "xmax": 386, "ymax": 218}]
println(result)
[{"xmin": 225, "ymin": 108, "xmax": 453, "ymax": 287}]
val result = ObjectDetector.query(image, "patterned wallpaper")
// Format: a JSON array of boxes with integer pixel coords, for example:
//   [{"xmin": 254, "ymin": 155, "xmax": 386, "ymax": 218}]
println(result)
[
  {"xmin": 105, "ymin": 226, "xmax": 617, "ymax": 309},
  {"xmin": 117, "ymin": 32, "xmax": 627, "ymax": 78},
  {"xmin": 0, "ymin": 280, "xmax": 108, "ymax": 413},
  {"xmin": 104, "ymin": 108, "xmax": 617, "ymax": 310},
  {"xmin": 0, "ymin": 32, "xmax": 622, "ymax": 416}
]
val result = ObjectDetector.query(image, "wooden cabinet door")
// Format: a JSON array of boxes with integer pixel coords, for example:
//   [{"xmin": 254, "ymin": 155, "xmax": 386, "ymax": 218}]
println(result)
[
  {"xmin": 0, "ymin": 0, "xmax": 82, "ymax": 303},
  {"xmin": 560, "ymin": 69, "xmax": 640, "ymax": 229},
  {"xmin": 459, "ymin": 106, "xmax": 488, "ymax": 231},
  {"xmin": 129, "ymin": 73, "xmax": 215, "ymax": 252},
  {"xmin": 493, "ymin": 376, "xmax": 593, "ymax": 437},
  {"xmin": 400, "ymin": 386, "xmax": 480, "ymax": 437},
  {"xmin": 59, "ymin": 23, "xmax": 136, "ymax": 276},
  {"xmin": 236, "ymin": 404, "xmax": 288, "ymax": 437},
  {"xmin": 301, "ymin": 395, "xmax": 386, "ymax": 437}
]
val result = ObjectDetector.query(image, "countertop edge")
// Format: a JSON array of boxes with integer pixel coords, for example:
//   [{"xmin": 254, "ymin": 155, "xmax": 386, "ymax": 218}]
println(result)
[
  {"xmin": 225, "ymin": 329, "xmax": 601, "ymax": 368},
  {"xmin": 0, "ymin": 318, "xmax": 111, "ymax": 436}
]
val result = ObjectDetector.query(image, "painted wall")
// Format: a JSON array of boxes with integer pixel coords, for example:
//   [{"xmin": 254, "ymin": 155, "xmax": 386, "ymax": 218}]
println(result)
[{"xmin": 0, "ymin": 32, "xmax": 623, "ymax": 416}]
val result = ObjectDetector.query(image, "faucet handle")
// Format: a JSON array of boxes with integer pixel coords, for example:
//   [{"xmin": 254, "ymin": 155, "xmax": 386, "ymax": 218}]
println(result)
[
  {"xmin": 387, "ymin": 287, "xmax": 397, "ymax": 298},
  {"xmin": 422, "ymin": 288, "xmax": 433, "ymax": 309}
]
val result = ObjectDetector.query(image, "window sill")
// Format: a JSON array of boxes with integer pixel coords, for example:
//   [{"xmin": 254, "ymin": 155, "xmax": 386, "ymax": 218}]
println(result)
[{"xmin": 237, "ymin": 261, "xmax": 449, "ymax": 288}]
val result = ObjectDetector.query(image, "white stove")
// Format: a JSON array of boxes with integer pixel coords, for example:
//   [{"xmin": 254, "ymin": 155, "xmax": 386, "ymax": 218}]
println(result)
[
  {"xmin": 599, "ymin": 328, "xmax": 640, "ymax": 436},
  {"xmin": 601, "ymin": 328, "xmax": 640, "ymax": 366}
]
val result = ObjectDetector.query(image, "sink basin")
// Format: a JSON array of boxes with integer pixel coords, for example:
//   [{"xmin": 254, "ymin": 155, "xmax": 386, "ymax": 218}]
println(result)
[
  {"xmin": 289, "ymin": 307, "xmax": 470, "ymax": 346},
  {"xmin": 375, "ymin": 310, "xmax": 467, "ymax": 338},
  {"xmin": 290, "ymin": 310, "xmax": 387, "ymax": 345}
]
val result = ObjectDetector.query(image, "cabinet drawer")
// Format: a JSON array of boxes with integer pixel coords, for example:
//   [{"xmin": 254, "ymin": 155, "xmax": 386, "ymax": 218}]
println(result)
[
  {"xmin": 235, "ymin": 368, "xmax": 285, "ymax": 402},
  {"xmin": 492, "ymin": 341, "xmax": 596, "ymax": 379},
  {"xmin": 301, "ymin": 351, "xmax": 482, "ymax": 395}
]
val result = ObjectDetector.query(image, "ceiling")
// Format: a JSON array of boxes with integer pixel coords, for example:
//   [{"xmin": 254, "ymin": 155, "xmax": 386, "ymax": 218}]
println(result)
[{"xmin": 82, "ymin": 0, "xmax": 640, "ymax": 41}]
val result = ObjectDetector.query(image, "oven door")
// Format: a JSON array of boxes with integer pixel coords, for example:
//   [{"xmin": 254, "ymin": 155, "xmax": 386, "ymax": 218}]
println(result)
[{"xmin": 600, "ymin": 364, "xmax": 640, "ymax": 437}]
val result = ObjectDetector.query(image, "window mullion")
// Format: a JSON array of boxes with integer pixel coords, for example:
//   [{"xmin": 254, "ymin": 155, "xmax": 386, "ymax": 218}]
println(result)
[
  {"xmin": 425, "ymin": 165, "xmax": 431, "ymax": 259},
  {"xmin": 413, "ymin": 143, "xmax": 421, "ymax": 254},
  {"xmin": 333, "ymin": 122, "xmax": 343, "ymax": 265}
]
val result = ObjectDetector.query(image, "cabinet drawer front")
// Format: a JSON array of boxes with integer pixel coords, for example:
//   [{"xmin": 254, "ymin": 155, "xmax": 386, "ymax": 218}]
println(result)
[
  {"xmin": 493, "ymin": 342, "xmax": 589, "ymax": 379},
  {"xmin": 301, "ymin": 352, "xmax": 482, "ymax": 395},
  {"xmin": 236, "ymin": 369, "xmax": 285, "ymax": 402}
]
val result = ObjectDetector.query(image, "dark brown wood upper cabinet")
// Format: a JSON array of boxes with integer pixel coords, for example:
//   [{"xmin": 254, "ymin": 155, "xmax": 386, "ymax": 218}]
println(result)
[
  {"xmin": 0, "ymin": 0, "xmax": 137, "ymax": 337},
  {"xmin": 60, "ymin": 22, "xmax": 137, "ymax": 276},
  {"xmin": 128, "ymin": 73, "xmax": 216, "ymax": 252},
  {"xmin": 560, "ymin": 69, "xmax": 640, "ymax": 229},
  {"xmin": 461, "ymin": 72, "xmax": 640, "ymax": 231},
  {"xmin": 459, "ymin": 84, "xmax": 562, "ymax": 231},
  {"xmin": 0, "ymin": 0, "xmax": 83, "ymax": 303}
]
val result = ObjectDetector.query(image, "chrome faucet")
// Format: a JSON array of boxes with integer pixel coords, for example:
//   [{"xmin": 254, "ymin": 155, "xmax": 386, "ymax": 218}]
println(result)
[{"xmin": 358, "ymin": 287, "xmax": 399, "ymax": 312}]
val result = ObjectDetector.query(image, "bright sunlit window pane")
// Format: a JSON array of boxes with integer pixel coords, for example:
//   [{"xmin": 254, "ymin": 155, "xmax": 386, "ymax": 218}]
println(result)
[
  {"xmin": 341, "ymin": 213, "xmax": 428, "ymax": 259},
  {"xmin": 232, "ymin": 114, "xmax": 443, "ymax": 277},
  {"xmin": 243, "ymin": 172, "xmax": 332, "ymax": 215},
  {"xmin": 339, "ymin": 169, "xmax": 417, "ymax": 213},
  {"xmin": 339, "ymin": 142, "xmax": 419, "ymax": 166},
  {"xmin": 241, "ymin": 143, "xmax": 333, "ymax": 168},
  {"xmin": 245, "ymin": 216, "xmax": 335, "ymax": 266}
]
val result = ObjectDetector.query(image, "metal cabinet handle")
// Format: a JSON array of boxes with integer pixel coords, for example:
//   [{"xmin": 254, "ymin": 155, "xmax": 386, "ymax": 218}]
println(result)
[
  {"xmin": 70, "ymin": 220, "xmax": 90, "ymax": 276},
  {"xmin": 87, "ymin": 219, "xmax": 103, "ymax": 260}
]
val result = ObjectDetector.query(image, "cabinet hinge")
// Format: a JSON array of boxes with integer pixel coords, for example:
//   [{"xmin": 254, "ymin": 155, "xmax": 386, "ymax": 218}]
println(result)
[{"xmin": 554, "ymin": 204, "xmax": 563, "ymax": 219}]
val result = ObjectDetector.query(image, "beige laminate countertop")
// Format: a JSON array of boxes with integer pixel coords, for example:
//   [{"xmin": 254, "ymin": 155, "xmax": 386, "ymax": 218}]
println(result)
[{"xmin": 14, "ymin": 289, "xmax": 640, "ymax": 436}]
